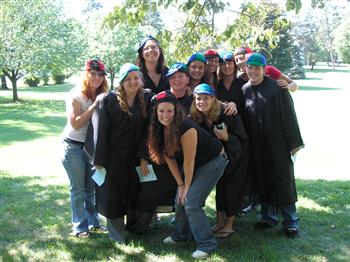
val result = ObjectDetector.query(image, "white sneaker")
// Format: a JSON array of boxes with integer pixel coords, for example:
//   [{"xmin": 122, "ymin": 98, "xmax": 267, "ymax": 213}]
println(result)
[
  {"xmin": 163, "ymin": 236, "xmax": 176, "ymax": 244},
  {"xmin": 192, "ymin": 250, "xmax": 209, "ymax": 259}
]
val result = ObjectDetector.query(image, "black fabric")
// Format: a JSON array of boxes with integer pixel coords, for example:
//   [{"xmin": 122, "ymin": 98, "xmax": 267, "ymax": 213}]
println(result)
[
  {"xmin": 92, "ymin": 90, "xmax": 152, "ymax": 219},
  {"xmin": 177, "ymin": 94, "xmax": 193, "ymax": 114},
  {"xmin": 142, "ymin": 67, "xmax": 170, "ymax": 94},
  {"xmin": 198, "ymin": 109, "xmax": 251, "ymax": 216},
  {"xmin": 216, "ymin": 77, "xmax": 246, "ymax": 114},
  {"xmin": 174, "ymin": 117, "xmax": 222, "ymax": 168},
  {"xmin": 241, "ymin": 77, "xmax": 304, "ymax": 207}
]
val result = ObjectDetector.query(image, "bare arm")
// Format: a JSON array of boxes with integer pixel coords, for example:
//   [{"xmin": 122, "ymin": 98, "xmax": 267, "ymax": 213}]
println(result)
[
  {"xmin": 69, "ymin": 98, "xmax": 97, "ymax": 130},
  {"xmin": 277, "ymin": 73, "xmax": 298, "ymax": 92}
]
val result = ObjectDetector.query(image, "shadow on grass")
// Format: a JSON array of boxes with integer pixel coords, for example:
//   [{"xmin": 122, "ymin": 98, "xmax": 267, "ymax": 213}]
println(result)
[
  {"xmin": 1, "ymin": 174, "xmax": 349, "ymax": 261},
  {"xmin": 298, "ymin": 85, "xmax": 342, "ymax": 91},
  {"xmin": 0, "ymin": 99, "xmax": 66, "ymax": 146},
  {"xmin": 17, "ymin": 83, "xmax": 74, "ymax": 93}
]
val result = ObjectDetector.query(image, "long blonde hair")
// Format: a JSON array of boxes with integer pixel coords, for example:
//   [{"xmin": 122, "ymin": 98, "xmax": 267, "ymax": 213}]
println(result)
[
  {"xmin": 116, "ymin": 71, "xmax": 147, "ymax": 118},
  {"xmin": 190, "ymin": 95, "xmax": 221, "ymax": 124}
]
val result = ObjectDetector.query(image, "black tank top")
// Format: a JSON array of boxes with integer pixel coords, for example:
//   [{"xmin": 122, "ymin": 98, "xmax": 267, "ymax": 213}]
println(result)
[{"xmin": 174, "ymin": 117, "xmax": 222, "ymax": 168}]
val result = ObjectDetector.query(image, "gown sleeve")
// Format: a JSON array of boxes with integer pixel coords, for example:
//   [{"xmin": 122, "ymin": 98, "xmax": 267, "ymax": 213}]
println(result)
[
  {"xmin": 278, "ymin": 88, "xmax": 304, "ymax": 151},
  {"xmin": 93, "ymin": 93, "xmax": 113, "ymax": 167}
]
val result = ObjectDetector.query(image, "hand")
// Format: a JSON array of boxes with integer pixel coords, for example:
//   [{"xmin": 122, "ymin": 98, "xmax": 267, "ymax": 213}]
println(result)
[
  {"xmin": 177, "ymin": 185, "xmax": 185, "ymax": 204},
  {"xmin": 213, "ymin": 124, "xmax": 229, "ymax": 142},
  {"xmin": 223, "ymin": 102, "xmax": 237, "ymax": 115},
  {"xmin": 140, "ymin": 158, "xmax": 149, "ymax": 176},
  {"xmin": 277, "ymin": 79, "xmax": 288, "ymax": 89},
  {"xmin": 179, "ymin": 186, "xmax": 189, "ymax": 206}
]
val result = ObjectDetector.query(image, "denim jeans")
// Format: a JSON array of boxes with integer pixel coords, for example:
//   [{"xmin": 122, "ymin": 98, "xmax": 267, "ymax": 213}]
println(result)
[
  {"xmin": 171, "ymin": 153, "xmax": 227, "ymax": 254},
  {"xmin": 61, "ymin": 140, "xmax": 100, "ymax": 234},
  {"xmin": 261, "ymin": 202, "xmax": 299, "ymax": 229}
]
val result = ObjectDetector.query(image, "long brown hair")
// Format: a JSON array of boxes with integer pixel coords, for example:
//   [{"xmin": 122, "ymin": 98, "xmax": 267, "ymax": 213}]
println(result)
[
  {"xmin": 148, "ymin": 102, "xmax": 185, "ymax": 164},
  {"xmin": 116, "ymin": 71, "xmax": 147, "ymax": 118},
  {"xmin": 190, "ymin": 95, "xmax": 221, "ymax": 124},
  {"xmin": 218, "ymin": 60, "xmax": 238, "ymax": 81},
  {"xmin": 82, "ymin": 71, "xmax": 109, "ymax": 100}
]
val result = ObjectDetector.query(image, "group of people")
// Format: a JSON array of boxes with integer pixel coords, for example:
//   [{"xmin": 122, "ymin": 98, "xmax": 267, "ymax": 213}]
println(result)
[{"xmin": 60, "ymin": 35, "xmax": 304, "ymax": 259}]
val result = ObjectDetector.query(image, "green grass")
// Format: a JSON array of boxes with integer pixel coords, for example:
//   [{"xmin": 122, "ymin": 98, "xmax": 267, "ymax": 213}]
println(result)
[{"xmin": 1, "ymin": 67, "xmax": 350, "ymax": 261}]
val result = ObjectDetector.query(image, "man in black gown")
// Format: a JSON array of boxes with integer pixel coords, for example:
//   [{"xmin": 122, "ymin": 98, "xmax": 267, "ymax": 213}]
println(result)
[{"xmin": 241, "ymin": 53, "xmax": 304, "ymax": 237}]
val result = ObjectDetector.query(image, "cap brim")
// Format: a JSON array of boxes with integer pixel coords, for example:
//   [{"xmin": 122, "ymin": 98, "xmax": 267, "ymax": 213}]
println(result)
[
  {"xmin": 247, "ymin": 61, "xmax": 265, "ymax": 66},
  {"xmin": 193, "ymin": 90, "xmax": 214, "ymax": 95}
]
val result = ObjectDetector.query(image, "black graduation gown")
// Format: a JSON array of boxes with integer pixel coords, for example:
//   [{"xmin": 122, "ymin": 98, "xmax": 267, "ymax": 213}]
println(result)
[
  {"xmin": 92, "ymin": 90, "xmax": 152, "ymax": 219},
  {"xmin": 142, "ymin": 67, "xmax": 170, "ymax": 94},
  {"xmin": 198, "ymin": 109, "xmax": 250, "ymax": 216},
  {"xmin": 241, "ymin": 77, "xmax": 304, "ymax": 207},
  {"xmin": 216, "ymin": 78, "xmax": 246, "ymax": 114}
]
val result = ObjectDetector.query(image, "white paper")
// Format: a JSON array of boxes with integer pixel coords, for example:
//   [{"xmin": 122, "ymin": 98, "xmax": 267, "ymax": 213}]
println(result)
[
  {"xmin": 135, "ymin": 164, "xmax": 157, "ymax": 183},
  {"xmin": 92, "ymin": 168, "xmax": 106, "ymax": 186}
]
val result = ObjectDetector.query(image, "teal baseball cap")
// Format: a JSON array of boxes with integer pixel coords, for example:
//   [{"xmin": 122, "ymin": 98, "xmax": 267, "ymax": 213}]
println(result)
[
  {"xmin": 193, "ymin": 83, "xmax": 215, "ymax": 96},
  {"xmin": 246, "ymin": 53, "xmax": 266, "ymax": 66},
  {"xmin": 165, "ymin": 62, "xmax": 188, "ymax": 78},
  {"xmin": 118, "ymin": 63, "xmax": 140, "ymax": 83}
]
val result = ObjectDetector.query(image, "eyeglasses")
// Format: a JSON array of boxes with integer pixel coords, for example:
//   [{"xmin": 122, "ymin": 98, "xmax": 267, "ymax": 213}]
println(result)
[{"xmin": 89, "ymin": 71, "xmax": 105, "ymax": 78}]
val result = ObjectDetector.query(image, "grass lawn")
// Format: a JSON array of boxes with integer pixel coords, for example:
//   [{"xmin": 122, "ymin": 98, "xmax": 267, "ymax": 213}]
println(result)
[{"xmin": 1, "ymin": 66, "xmax": 350, "ymax": 261}]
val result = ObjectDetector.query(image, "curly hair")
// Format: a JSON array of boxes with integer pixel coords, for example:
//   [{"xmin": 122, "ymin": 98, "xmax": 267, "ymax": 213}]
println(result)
[
  {"xmin": 82, "ymin": 71, "xmax": 109, "ymax": 101},
  {"xmin": 189, "ymin": 95, "xmax": 221, "ymax": 124},
  {"xmin": 116, "ymin": 72, "xmax": 147, "ymax": 118},
  {"xmin": 135, "ymin": 41, "xmax": 165, "ymax": 74},
  {"xmin": 148, "ymin": 103, "xmax": 186, "ymax": 164}
]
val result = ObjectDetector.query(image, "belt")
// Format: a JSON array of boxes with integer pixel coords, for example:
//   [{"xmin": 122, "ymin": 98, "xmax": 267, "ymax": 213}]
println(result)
[{"xmin": 64, "ymin": 138, "xmax": 84, "ymax": 146}]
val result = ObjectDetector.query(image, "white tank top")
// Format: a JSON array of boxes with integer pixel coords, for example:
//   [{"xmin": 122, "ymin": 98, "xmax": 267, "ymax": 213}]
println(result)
[{"xmin": 62, "ymin": 87, "xmax": 93, "ymax": 142}]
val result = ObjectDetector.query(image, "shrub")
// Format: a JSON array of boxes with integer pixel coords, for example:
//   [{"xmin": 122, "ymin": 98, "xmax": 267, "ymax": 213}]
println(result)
[
  {"xmin": 52, "ymin": 74, "xmax": 66, "ymax": 84},
  {"xmin": 24, "ymin": 76, "xmax": 41, "ymax": 87}
]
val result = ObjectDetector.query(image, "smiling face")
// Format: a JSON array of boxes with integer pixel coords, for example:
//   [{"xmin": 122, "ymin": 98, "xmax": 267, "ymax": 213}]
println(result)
[
  {"xmin": 207, "ymin": 57, "xmax": 219, "ymax": 73},
  {"xmin": 142, "ymin": 40, "xmax": 160, "ymax": 63},
  {"xmin": 194, "ymin": 93, "xmax": 215, "ymax": 114},
  {"xmin": 246, "ymin": 65, "xmax": 264, "ymax": 85},
  {"xmin": 88, "ymin": 70, "xmax": 105, "ymax": 90},
  {"xmin": 157, "ymin": 102, "xmax": 175, "ymax": 127},
  {"xmin": 189, "ymin": 61, "xmax": 205, "ymax": 81},
  {"xmin": 220, "ymin": 60, "xmax": 235, "ymax": 77},
  {"xmin": 122, "ymin": 70, "xmax": 143, "ymax": 93},
  {"xmin": 169, "ymin": 72, "xmax": 189, "ymax": 91},
  {"xmin": 234, "ymin": 53, "xmax": 247, "ymax": 72}
]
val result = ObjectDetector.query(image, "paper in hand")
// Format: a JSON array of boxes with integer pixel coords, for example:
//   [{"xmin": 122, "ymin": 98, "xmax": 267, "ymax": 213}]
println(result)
[
  {"xmin": 92, "ymin": 167, "xmax": 106, "ymax": 186},
  {"xmin": 135, "ymin": 164, "xmax": 157, "ymax": 183}
]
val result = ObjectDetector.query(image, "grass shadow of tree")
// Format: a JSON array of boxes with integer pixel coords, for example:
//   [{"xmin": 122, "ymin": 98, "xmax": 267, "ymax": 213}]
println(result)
[{"xmin": 1, "ymin": 174, "xmax": 349, "ymax": 261}]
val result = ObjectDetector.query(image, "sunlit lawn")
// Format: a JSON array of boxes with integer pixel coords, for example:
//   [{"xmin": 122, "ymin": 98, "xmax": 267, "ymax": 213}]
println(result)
[{"xmin": 0, "ymin": 66, "xmax": 349, "ymax": 261}]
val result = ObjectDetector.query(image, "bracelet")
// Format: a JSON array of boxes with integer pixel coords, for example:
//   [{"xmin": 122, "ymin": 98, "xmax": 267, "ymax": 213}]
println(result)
[{"xmin": 177, "ymin": 184, "xmax": 184, "ymax": 187}]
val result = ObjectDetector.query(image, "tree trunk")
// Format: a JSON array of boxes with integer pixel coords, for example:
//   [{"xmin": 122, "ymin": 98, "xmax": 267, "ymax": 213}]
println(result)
[
  {"xmin": 11, "ymin": 76, "xmax": 19, "ymax": 101},
  {"xmin": 1, "ymin": 74, "xmax": 9, "ymax": 90},
  {"xmin": 109, "ymin": 70, "xmax": 115, "ymax": 90}
]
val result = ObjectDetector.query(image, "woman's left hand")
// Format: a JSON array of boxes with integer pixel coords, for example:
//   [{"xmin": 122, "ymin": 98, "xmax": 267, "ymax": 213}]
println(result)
[
  {"xmin": 224, "ymin": 102, "xmax": 237, "ymax": 115},
  {"xmin": 140, "ymin": 158, "xmax": 149, "ymax": 176},
  {"xmin": 214, "ymin": 124, "xmax": 229, "ymax": 142}
]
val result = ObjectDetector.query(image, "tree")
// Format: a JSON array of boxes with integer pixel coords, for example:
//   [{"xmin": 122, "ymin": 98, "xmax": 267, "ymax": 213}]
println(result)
[
  {"xmin": 334, "ymin": 16, "xmax": 350, "ymax": 63},
  {"xmin": 0, "ymin": 0, "xmax": 87, "ymax": 101}
]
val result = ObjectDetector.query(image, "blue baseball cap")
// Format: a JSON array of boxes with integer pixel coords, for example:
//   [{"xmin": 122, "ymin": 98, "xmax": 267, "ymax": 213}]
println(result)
[
  {"xmin": 187, "ymin": 52, "xmax": 206, "ymax": 65},
  {"xmin": 193, "ymin": 83, "xmax": 215, "ymax": 96},
  {"xmin": 165, "ymin": 62, "xmax": 188, "ymax": 78},
  {"xmin": 118, "ymin": 63, "xmax": 140, "ymax": 83},
  {"xmin": 219, "ymin": 51, "xmax": 234, "ymax": 63},
  {"xmin": 246, "ymin": 53, "xmax": 266, "ymax": 66}
]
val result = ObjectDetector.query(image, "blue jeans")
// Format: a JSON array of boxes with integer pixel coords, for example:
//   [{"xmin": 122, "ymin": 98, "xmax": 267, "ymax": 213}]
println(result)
[
  {"xmin": 61, "ymin": 140, "xmax": 100, "ymax": 234},
  {"xmin": 261, "ymin": 202, "xmax": 299, "ymax": 229},
  {"xmin": 171, "ymin": 153, "xmax": 227, "ymax": 254}
]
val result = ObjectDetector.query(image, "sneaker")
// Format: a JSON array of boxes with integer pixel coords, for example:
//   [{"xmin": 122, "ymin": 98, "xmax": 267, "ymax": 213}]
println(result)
[
  {"xmin": 192, "ymin": 250, "xmax": 209, "ymax": 259},
  {"xmin": 284, "ymin": 227, "xmax": 299, "ymax": 238},
  {"xmin": 70, "ymin": 231, "xmax": 90, "ymax": 238},
  {"xmin": 163, "ymin": 236, "xmax": 176, "ymax": 244},
  {"xmin": 89, "ymin": 225, "xmax": 108, "ymax": 232}
]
